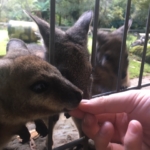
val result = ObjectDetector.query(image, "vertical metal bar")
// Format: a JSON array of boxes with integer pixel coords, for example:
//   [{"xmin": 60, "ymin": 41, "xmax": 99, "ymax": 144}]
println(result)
[
  {"xmin": 48, "ymin": 0, "xmax": 55, "ymax": 150},
  {"xmin": 91, "ymin": 0, "xmax": 100, "ymax": 68},
  {"xmin": 49, "ymin": 0, "xmax": 55, "ymax": 65},
  {"xmin": 116, "ymin": 0, "xmax": 131, "ymax": 91},
  {"xmin": 138, "ymin": 6, "xmax": 150, "ymax": 88},
  {"xmin": 48, "ymin": 116, "xmax": 53, "ymax": 150}
]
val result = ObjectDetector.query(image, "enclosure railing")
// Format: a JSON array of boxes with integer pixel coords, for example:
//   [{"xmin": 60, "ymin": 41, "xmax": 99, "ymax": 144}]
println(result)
[{"xmin": 48, "ymin": 0, "xmax": 150, "ymax": 149}]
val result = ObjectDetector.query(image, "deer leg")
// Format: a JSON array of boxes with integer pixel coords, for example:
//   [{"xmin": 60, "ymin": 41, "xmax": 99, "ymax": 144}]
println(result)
[
  {"xmin": 35, "ymin": 119, "xmax": 48, "ymax": 137},
  {"xmin": 17, "ymin": 125, "xmax": 30, "ymax": 144}
]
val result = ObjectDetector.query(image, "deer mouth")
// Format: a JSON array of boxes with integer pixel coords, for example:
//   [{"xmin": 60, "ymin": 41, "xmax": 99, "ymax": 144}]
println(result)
[
  {"xmin": 63, "ymin": 108, "xmax": 69, "ymax": 112},
  {"xmin": 63, "ymin": 107, "xmax": 77, "ymax": 112}
]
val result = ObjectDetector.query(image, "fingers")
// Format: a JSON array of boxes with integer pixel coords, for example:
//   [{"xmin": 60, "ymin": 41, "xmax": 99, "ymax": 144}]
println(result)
[
  {"xmin": 78, "ymin": 90, "xmax": 147, "ymax": 114},
  {"xmin": 124, "ymin": 120, "xmax": 143, "ymax": 150},
  {"xmin": 69, "ymin": 100, "xmax": 89, "ymax": 118},
  {"xmin": 69, "ymin": 108, "xmax": 85, "ymax": 119},
  {"xmin": 81, "ymin": 113, "xmax": 114, "ymax": 150},
  {"xmin": 82, "ymin": 114, "xmax": 143, "ymax": 150},
  {"xmin": 81, "ymin": 113, "xmax": 100, "ymax": 139},
  {"xmin": 94, "ymin": 122, "xmax": 114, "ymax": 150}
]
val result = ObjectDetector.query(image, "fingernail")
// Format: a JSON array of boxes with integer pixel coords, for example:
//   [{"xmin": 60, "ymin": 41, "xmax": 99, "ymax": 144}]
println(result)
[
  {"xmin": 83, "ymin": 114, "xmax": 94, "ymax": 126},
  {"xmin": 129, "ymin": 120, "xmax": 139, "ymax": 134},
  {"xmin": 100, "ymin": 122, "xmax": 109, "ymax": 135},
  {"xmin": 81, "ymin": 100, "xmax": 89, "ymax": 103}
]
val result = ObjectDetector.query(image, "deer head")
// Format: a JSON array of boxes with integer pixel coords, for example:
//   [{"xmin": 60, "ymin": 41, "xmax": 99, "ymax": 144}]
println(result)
[
  {"xmin": 25, "ymin": 10, "xmax": 93, "ymax": 99},
  {"xmin": 0, "ymin": 38, "xmax": 83, "ymax": 125},
  {"xmin": 92, "ymin": 20, "xmax": 132, "ymax": 95}
]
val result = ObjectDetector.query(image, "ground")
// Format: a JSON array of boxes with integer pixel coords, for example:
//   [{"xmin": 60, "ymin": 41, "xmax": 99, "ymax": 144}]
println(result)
[
  {"xmin": 3, "ymin": 76, "xmax": 150, "ymax": 150},
  {"xmin": 5, "ymin": 114, "xmax": 79, "ymax": 150}
]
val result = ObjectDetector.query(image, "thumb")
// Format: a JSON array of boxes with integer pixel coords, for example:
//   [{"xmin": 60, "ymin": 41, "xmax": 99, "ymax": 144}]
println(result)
[
  {"xmin": 94, "ymin": 122, "xmax": 114, "ymax": 150},
  {"xmin": 124, "ymin": 120, "xmax": 143, "ymax": 150}
]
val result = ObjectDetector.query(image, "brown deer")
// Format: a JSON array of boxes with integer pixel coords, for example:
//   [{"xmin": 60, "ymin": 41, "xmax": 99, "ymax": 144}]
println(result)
[
  {"xmin": 25, "ymin": 10, "xmax": 93, "ymax": 100},
  {"xmin": 92, "ymin": 20, "xmax": 132, "ymax": 95},
  {"xmin": 24, "ymin": 10, "xmax": 93, "ymax": 148},
  {"xmin": 0, "ymin": 38, "xmax": 83, "ymax": 149}
]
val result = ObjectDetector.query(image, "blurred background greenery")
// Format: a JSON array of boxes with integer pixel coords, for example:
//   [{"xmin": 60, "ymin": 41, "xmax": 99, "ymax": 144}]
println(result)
[{"xmin": 0, "ymin": 0, "xmax": 149, "ymax": 28}]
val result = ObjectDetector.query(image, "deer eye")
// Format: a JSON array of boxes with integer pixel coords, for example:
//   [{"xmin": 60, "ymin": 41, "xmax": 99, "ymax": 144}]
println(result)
[
  {"xmin": 104, "ymin": 54, "xmax": 112, "ymax": 61},
  {"xmin": 30, "ymin": 81, "xmax": 49, "ymax": 94}
]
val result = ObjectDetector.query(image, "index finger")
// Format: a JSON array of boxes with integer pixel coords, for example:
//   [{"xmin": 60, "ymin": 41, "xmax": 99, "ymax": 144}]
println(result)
[{"xmin": 78, "ymin": 90, "xmax": 150, "ymax": 115}]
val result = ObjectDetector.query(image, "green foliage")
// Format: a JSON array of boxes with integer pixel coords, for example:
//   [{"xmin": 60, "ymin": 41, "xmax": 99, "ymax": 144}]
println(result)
[
  {"xmin": 97, "ymin": 0, "xmax": 135, "ymax": 28},
  {"xmin": 129, "ymin": 56, "xmax": 150, "ymax": 79},
  {"xmin": 129, "ymin": 58, "xmax": 141, "ymax": 79},
  {"xmin": 55, "ymin": 0, "xmax": 94, "ymax": 26},
  {"xmin": 130, "ymin": 45, "xmax": 150, "ymax": 64},
  {"xmin": 88, "ymin": 36, "xmax": 92, "ymax": 54},
  {"xmin": 0, "ymin": 0, "xmax": 149, "ymax": 29},
  {"xmin": 0, "ymin": 30, "xmax": 9, "ymax": 56},
  {"xmin": 0, "ymin": 0, "xmax": 34, "ymax": 21},
  {"xmin": 131, "ymin": 0, "xmax": 149, "ymax": 29},
  {"xmin": 32, "ymin": 0, "xmax": 49, "ymax": 11},
  {"xmin": 132, "ymin": 0, "xmax": 150, "ymax": 10},
  {"xmin": 126, "ymin": 34, "xmax": 137, "ymax": 50},
  {"xmin": 0, "ymin": 0, "xmax": 50, "ymax": 21}
]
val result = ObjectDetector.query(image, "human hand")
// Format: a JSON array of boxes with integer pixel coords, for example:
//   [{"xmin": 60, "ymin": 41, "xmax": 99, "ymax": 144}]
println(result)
[{"xmin": 70, "ymin": 90, "xmax": 150, "ymax": 150}]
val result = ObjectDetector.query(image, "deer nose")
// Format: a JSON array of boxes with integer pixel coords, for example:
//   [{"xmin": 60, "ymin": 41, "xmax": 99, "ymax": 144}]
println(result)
[{"xmin": 75, "ymin": 91, "xmax": 83, "ymax": 103}]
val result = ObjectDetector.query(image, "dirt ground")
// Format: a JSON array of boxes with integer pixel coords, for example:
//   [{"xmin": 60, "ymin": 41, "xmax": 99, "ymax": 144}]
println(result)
[
  {"xmin": 3, "ymin": 76, "xmax": 150, "ymax": 150},
  {"xmin": 4, "ymin": 113, "xmax": 79, "ymax": 150}
]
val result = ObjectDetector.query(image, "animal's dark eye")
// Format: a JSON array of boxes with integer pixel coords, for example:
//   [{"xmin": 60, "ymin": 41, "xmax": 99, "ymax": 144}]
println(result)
[
  {"xmin": 104, "ymin": 54, "xmax": 112, "ymax": 61},
  {"xmin": 30, "ymin": 81, "xmax": 49, "ymax": 94}
]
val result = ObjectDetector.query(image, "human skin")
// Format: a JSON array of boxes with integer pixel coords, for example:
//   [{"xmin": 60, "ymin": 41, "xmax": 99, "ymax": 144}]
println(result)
[{"xmin": 70, "ymin": 90, "xmax": 150, "ymax": 150}]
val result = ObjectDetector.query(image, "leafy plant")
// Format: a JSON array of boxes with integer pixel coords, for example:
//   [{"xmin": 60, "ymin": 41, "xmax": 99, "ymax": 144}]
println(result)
[
  {"xmin": 130, "ymin": 45, "xmax": 150, "ymax": 64},
  {"xmin": 126, "ymin": 34, "xmax": 137, "ymax": 50},
  {"xmin": 129, "ymin": 55, "xmax": 150, "ymax": 79},
  {"xmin": 32, "ymin": 0, "xmax": 49, "ymax": 11}
]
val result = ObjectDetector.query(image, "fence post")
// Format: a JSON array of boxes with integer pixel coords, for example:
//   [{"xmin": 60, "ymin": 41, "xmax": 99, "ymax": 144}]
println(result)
[
  {"xmin": 91, "ymin": 0, "xmax": 100, "ymax": 68},
  {"xmin": 48, "ymin": 0, "xmax": 56, "ymax": 150},
  {"xmin": 138, "ymin": 5, "xmax": 150, "ymax": 88},
  {"xmin": 116, "ymin": 0, "xmax": 131, "ymax": 92}
]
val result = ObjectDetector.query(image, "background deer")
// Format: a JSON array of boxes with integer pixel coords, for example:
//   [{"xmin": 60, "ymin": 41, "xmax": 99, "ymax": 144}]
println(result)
[{"xmin": 92, "ymin": 20, "xmax": 132, "ymax": 95}]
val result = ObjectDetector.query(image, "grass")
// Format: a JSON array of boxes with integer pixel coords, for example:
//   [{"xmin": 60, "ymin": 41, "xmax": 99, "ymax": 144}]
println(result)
[
  {"xmin": 130, "ymin": 45, "xmax": 150, "ymax": 64},
  {"xmin": 0, "ymin": 30, "xmax": 9, "ymax": 56},
  {"xmin": 128, "ymin": 56, "xmax": 150, "ymax": 79},
  {"xmin": 88, "ymin": 35, "xmax": 92, "ymax": 54},
  {"xmin": 126, "ymin": 33, "xmax": 137, "ymax": 49}
]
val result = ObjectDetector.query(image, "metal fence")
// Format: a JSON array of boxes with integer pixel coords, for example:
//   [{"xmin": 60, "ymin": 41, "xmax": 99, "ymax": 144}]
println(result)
[{"xmin": 48, "ymin": 0, "xmax": 150, "ymax": 149}]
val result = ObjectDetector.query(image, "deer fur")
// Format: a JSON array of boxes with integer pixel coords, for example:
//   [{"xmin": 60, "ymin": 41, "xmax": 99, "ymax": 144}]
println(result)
[
  {"xmin": 26, "ymin": 10, "xmax": 93, "ymax": 99},
  {"xmin": 92, "ymin": 20, "xmax": 132, "ymax": 95},
  {"xmin": 24, "ymin": 11, "xmax": 93, "ymax": 148},
  {"xmin": 0, "ymin": 38, "xmax": 83, "ymax": 149}
]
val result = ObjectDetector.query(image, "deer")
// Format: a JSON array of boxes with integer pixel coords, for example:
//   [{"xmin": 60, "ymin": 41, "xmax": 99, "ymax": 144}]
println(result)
[
  {"xmin": 12, "ymin": 10, "xmax": 93, "ymax": 149},
  {"xmin": 0, "ymin": 38, "xmax": 83, "ymax": 150},
  {"xmin": 92, "ymin": 20, "xmax": 132, "ymax": 96},
  {"xmin": 26, "ymin": 10, "xmax": 93, "ymax": 98}
]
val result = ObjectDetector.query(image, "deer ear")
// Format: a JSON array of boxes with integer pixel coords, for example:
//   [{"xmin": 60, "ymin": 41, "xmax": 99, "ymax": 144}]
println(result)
[
  {"xmin": 24, "ymin": 10, "xmax": 50, "ymax": 49},
  {"xmin": 112, "ymin": 19, "xmax": 132, "ymax": 35},
  {"xmin": 66, "ymin": 11, "xmax": 93, "ymax": 44},
  {"xmin": 6, "ymin": 38, "xmax": 28, "ymax": 52},
  {"xmin": 0, "ymin": 56, "xmax": 12, "ymax": 82},
  {"xmin": 97, "ymin": 31, "xmax": 109, "ymax": 45},
  {"xmin": 24, "ymin": 10, "xmax": 65, "ymax": 49}
]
